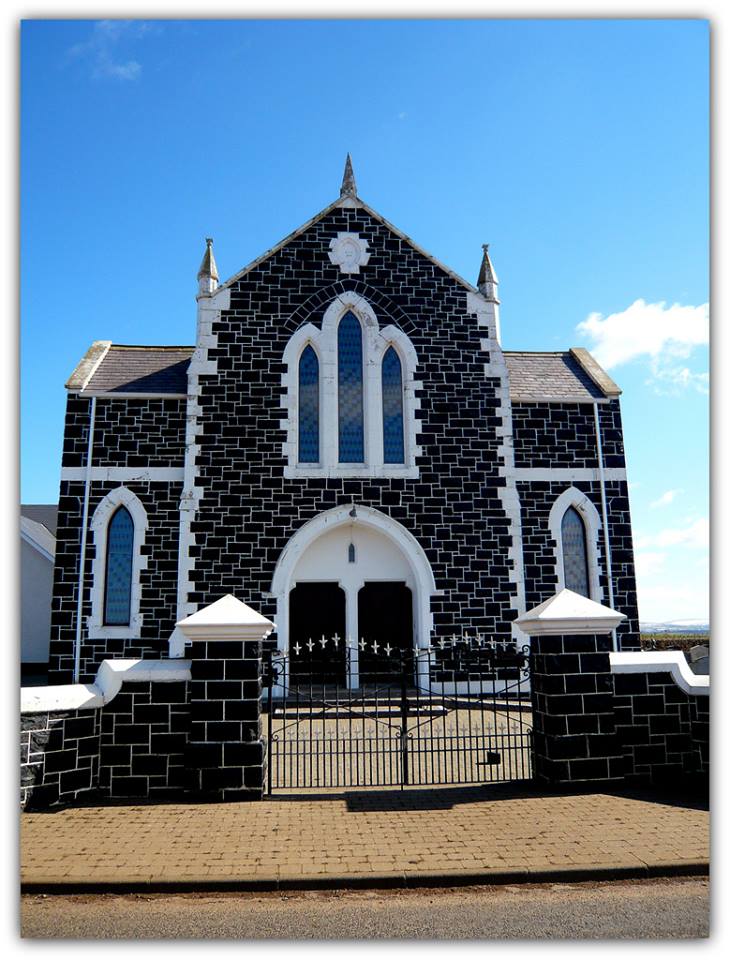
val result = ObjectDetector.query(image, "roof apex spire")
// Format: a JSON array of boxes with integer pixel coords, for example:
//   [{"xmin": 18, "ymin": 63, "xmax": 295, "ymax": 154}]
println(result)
[
  {"xmin": 197, "ymin": 237, "xmax": 219, "ymax": 297},
  {"xmin": 477, "ymin": 243, "xmax": 499, "ymax": 300},
  {"xmin": 197, "ymin": 237, "xmax": 219, "ymax": 281},
  {"xmin": 340, "ymin": 153, "xmax": 357, "ymax": 198}
]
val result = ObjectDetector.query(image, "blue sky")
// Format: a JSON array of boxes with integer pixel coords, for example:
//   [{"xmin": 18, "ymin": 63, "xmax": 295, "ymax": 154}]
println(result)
[{"xmin": 19, "ymin": 18, "xmax": 709, "ymax": 622}]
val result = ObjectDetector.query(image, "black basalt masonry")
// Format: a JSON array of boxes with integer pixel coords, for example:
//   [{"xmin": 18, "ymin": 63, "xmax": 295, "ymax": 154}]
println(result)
[
  {"xmin": 530, "ymin": 633, "xmax": 624, "ymax": 785},
  {"xmin": 612, "ymin": 671, "xmax": 709, "ymax": 785},
  {"xmin": 21, "ymin": 709, "xmax": 101, "ymax": 809},
  {"xmin": 517, "ymin": 478, "xmax": 640, "ymax": 650},
  {"xmin": 189, "ymin": 205, "xmax": 517, "ymax": 654},
  {"xmin": 21, "ymin": 678, "xmax": 191, "ymax": 809},
  {"xmin": 184, "ymin": 639, "xmax": 265, "ymax": 801},
  {"xmin": 511, "ymin": 401, "xmax": 625, "ymax": 469},
  {"xmin": 48, "ymin": 475, "xmax": 183, "ymax": 684}
]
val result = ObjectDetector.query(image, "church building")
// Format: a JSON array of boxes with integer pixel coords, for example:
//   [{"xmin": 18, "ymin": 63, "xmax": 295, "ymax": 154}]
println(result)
[{"xmin": 47, "ymin": 157, "xmax": 640, "ymax": 686}]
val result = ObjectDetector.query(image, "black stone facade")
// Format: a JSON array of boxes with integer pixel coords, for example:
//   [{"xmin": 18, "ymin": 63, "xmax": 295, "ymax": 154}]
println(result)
[
  {"xmin": 190, "ymin": 206, "xmax": 515, "ymax": 652},
  {"xmin": 517, "ymin": 478, "xmax": 640, "ymax": 650},
  {"xmin": 46, "ymin": 201, "xmax": 642, "ymax": 680},
  {"xmin": 49, "ymin": 478, "xmax": 183, "ymax": 683},
  {"xmin": 61, "ymin": 394, "xmax": 186, "ymax": 468},
  {"xmin": 511, "ymin": 400, "xmax": 625, "ymax": 469}
]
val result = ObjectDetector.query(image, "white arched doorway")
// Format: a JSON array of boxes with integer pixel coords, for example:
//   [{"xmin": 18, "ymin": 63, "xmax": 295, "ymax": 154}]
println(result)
[{"xmin": 270, "ymin": 505, "xmax": 436, "ymax": 687}]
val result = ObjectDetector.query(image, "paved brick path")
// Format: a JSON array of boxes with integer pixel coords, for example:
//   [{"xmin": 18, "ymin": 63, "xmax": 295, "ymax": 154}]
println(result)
[{"xmin": 20, "ymin": 784, "xmax": 709, "ymax": 889}]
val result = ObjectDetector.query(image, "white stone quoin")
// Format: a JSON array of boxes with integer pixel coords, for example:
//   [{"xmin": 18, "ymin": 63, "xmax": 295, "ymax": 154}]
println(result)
[
  {"xmin": 515, "ymin": 588, "xmax": 626, "ymax": 636},
  {"xmin": 176, "ymin": 594, "xmax": 276, "ymax": 642}
]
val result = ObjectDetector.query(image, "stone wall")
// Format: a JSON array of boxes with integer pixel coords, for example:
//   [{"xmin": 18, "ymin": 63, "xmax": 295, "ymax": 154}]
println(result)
[
  {"xmin": 21, "ymin": 662, "xmax": 194, "ymax": 810},
  {"xmin": 612, "ymin": 664, "xmax": 709, "ymax": 784}
]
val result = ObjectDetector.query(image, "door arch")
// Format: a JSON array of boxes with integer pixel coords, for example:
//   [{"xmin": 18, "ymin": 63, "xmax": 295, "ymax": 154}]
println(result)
[{"xmin": 270, "ymin": 505, "xmax": 436, "ymax": 668}]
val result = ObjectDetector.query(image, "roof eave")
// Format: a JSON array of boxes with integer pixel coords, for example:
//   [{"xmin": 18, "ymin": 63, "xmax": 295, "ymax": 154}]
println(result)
[
  {"xmin": 65, "ymin": 340, "xmax": 112, "ymax": 391},
  {"xmin": 570, "ymin": 347, "xmax": 622, "ymax": 397}
]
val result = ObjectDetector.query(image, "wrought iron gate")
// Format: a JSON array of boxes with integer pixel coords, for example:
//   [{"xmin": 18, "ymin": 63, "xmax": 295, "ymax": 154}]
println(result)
[{"xmin": 263, "ymin": 636, "xmax": 532, "ymax": 793}]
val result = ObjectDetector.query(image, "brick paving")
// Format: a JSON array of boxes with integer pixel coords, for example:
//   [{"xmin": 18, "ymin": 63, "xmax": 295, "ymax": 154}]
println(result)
[{"xmin": 20, "ymin": 784, "xmax": 709, "ymax": 890}]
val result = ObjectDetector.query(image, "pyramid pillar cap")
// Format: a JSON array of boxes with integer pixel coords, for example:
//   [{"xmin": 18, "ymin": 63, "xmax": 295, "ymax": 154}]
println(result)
[
  {"xmin": 515, "ymin": 589, "xmax": 626, "ymax": 636},
  {"xmin": 176, "ymin": 594, "xmax": 276, "ymax": 641}
]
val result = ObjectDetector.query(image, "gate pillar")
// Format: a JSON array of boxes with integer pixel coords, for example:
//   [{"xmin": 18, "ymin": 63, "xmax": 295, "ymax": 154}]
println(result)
[
  {"xmin": 176, "ymin": 595, "xmax": 275, "ymax": 801},
  {"xmin": 516, "ymin": 589, "xmax": 625, "ymax": 787}
]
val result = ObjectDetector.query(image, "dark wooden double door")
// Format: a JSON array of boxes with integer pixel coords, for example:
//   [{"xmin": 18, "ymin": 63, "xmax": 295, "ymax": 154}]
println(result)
[{"xmin": 288, "ymin": 581, "xmax": 413, "ymax": 684}]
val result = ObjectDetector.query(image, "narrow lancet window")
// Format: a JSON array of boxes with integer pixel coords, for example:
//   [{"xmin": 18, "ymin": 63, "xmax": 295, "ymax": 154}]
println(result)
[
  {"xmin": 338, "ymin": 311, "xmax": 364, "ymax": 462},
  {"xmin": 561, "ymin": 506, "xmax": 590, "ymax": 598},
  {"xmin": 298, "ymin": 345, "xmax": 320, "ymax": 463},
  {"xmin": 104, "ymin": 506, "xmax": 134, "ymax": 625},
  {"xmin": 382, "ymin": 346, "xmax": 405, "ymax": 463}
]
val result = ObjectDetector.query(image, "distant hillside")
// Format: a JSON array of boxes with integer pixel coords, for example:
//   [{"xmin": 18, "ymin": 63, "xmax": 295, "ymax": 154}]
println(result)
[{"xmin": 640, "ymin": 620, "xmax": 710, "ymax": 634}]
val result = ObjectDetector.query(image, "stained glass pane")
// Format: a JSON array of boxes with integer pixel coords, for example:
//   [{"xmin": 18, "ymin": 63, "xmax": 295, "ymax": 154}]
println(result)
[
  {"xmin": 562, "ymin": 506, "xmax": 590, "ymax": 597},
  {"xmin": 338, "ymin": 311, "xmax": 364, "ymax": 462},
  {"xmin": 104, "ymin": 506, "xmax": 134, "ymax": 625},
  {"xmin": 382, "ymin": 346, "xmax": 405, "ymax": 463},
  {"xmin": 298, "ymin": 345, "xmax": 319, "ymax": 463}
]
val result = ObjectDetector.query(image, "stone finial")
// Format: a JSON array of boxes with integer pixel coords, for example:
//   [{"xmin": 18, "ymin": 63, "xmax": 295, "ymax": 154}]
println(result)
[
  {"xmin": 477, "ymin": 243, "xmax": 499, "ymax": 300},
  {"xmin": 177, "ymin": 594, "xmax": 276, "ymax": 641},
  {"xmin": 197, "ymin": 237, "xmax": 219, "ymax": 296},
  {"xmin": 515, "ymin": 588, "xmax": 626, "ymax": 636},
  {"xmin": 340, "ymin": 153, "xmax": 357, "ymax": 198}
]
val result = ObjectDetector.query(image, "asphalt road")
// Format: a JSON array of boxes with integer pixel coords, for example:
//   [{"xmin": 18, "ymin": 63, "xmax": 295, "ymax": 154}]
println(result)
[{"xmin": 20, "ymin": 877, "xmax": 709, "ymax": 940}]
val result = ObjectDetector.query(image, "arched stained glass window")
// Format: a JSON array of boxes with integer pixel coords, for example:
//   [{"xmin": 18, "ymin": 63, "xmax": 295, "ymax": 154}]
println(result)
[
  {"xmin": 382, "ymin": 346, "xmax": 405, "ymax": 464},
  {"xmin": 298, "ymin": 345, "xmax": 320, "ymax": 463},
  {"xmin": 561, "ymin": 506, "xmax": 590, "ymax": 598},
  {"xmin": 104, "ymin": 506, "xmax": 134, "ymax": 625},
  {"xmin": 338, "ymin": 311, "xmax": 364, "ymax": 462}
]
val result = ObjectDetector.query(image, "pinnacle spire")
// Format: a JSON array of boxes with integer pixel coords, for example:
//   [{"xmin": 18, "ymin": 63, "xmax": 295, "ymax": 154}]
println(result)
[
  {"xmin": 477, "ymin": 243, "xmax": 499, "ymax": 301},
  {"xmin": 197, "ymin": 237, "xmax": 219, "ymax": 282},
  {"xmin": 340, "ymin": 153, "xmax": 357, "ymax": 198}
]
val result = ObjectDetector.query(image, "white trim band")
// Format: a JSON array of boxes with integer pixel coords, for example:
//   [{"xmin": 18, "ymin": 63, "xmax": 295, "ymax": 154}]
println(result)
[
  {"xmin": 61, "ymin": 467, "xmax": 184, "ymax": 483},
  {"xmin": 610, "ymin": 651, "xmax": 709, "ymax": 696},
  {"xmin": 514, "ymin": 467, "xmax": 627, "ymax": 482},
  {"xmin": 21, "ymin": 659, "xmax": 192, "ymax": 714}
]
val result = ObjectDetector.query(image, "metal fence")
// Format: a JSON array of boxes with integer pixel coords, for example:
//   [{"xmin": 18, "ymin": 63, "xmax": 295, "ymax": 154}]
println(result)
[{"xmin": 263, "ymin": 636, "xmax": 533, "ymax": 792}]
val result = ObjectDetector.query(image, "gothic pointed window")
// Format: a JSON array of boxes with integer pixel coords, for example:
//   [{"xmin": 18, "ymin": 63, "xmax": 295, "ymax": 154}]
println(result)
[
  {"xmin": 104, "ymin": 506, "xmax": 134, "ymax": 625},
  {"xmin": 298, "ymin": 345, "xmax": 320, "ymax": 463},
  {"xmin": 382, "ymin": 346, "xmax": 405, "ymax": 464},
  {"xmin": 561, "ymin": 506, "xmax": 590, "ymax": 598},
  {"xmin": 338, "ymin": 311, "xmax": 364, "ymax": 462}
]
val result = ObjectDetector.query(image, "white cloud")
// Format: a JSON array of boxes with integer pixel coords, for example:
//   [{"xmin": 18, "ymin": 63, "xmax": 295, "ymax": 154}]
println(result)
[
  {"xmin": 66, "ymin": 20, "xmax": 157, "ymax": 81},
  {"xmin": 634, "ymin": 517, "xmax": 709, "ymax": 550},
  {"xmin": 576, "ymin": 299, "xmax": 708, "ymax": 394},
  {"xmin": 649, "ymin": 489, "xmax": 683, "ymax": 509}
]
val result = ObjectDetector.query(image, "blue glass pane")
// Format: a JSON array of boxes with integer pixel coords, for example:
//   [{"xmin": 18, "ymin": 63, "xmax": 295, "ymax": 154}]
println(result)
[
  {"xmin": 562, "ymin": 507, "xmax": 589, "ymax": 597},
  {"xmin": 298, "ymin": 345, "xmax": 319, "ymax": 463},
  {"xmin": 338, "ymin": 311, "xmax": 364, "ymax": 462},
  {"xmin": 382, "ymin": 347, "xmax": 404, "ymax": 464},
  {"xmin": 104, "ymin": 506, "xmax": 134, "ymax": 625}
]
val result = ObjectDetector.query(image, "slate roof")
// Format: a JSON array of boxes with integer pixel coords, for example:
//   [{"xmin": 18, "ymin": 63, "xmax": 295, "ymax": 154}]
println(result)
[
  {"xmin": 80, "ymin": 345, "xmax": 193, "ymax": 394},
  {"xmin": 504, "ymin": 351, "xmax": 614, "ymax": 402},
  {"xmin": 68, "ymin": 343, "xmax": 617, "ymax": 402},
  {"xmin": 20, "ymin": 504, "xmax": 58, "ymax": 537}
]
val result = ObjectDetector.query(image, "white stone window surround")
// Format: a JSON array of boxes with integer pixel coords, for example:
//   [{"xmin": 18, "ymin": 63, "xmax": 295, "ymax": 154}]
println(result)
[
  {"xmin": 282, "ymin": 291, "xmax": 420, "ymax": 478},
  {"xmin": 88, "ymin": 485, "xmax": 149, "ymax": 641},
  {"xmin": 548, "ymin": 486, "xmax": 604, "ymax": 603}
]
